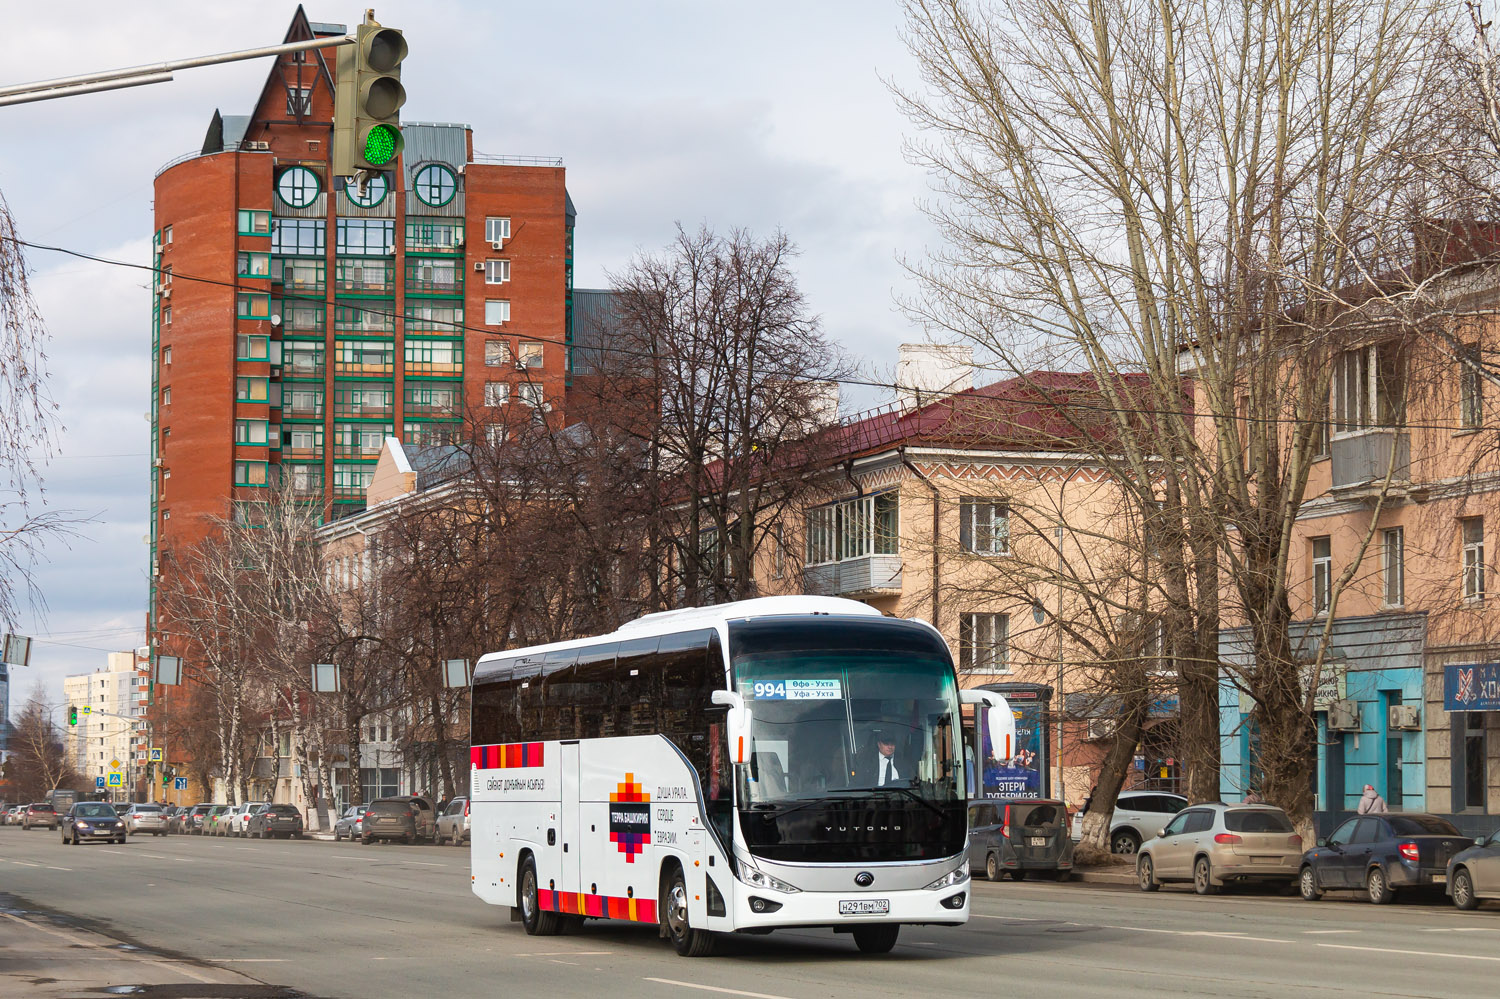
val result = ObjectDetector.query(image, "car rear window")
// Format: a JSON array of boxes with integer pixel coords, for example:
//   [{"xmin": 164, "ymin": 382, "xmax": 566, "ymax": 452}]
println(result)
[
  {"xmin": 268, "ymin": 805, "xmax": 299, "ymax": 815},
  {"xmin": 369, "ymin": 801, "xmax": 405, "ymax": 814},
  {"xmin": 135, "ymin": 805, "xmax": 163, "ymax": 813},
  {"xmin": 1019, "ymin": 804, "xmax": 1061, "ymax": 826},
  {"xmin": 1388, "ymin": 815, "xmax": 1462, "ymax": 836},
  {"xmin": 1225, "ymin": 809, "xmax": 1294, "ymax": 833},
  {"xmin": 32, "ymin": 804, "xmax": 55, "ymax": 811}
]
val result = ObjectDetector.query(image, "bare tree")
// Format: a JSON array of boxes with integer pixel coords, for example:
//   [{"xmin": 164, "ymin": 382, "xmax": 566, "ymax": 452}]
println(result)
[{"xmin": 4, "ymin": 686, "xmax": 78, "ymax": 801}]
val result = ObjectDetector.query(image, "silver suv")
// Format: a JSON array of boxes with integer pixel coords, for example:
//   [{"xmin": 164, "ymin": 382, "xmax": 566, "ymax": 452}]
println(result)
[
  {"xmin": 1136, "ymin": 802, "xmax": 1303, "ymax": 894},
  {"xmin": 1072, "ymin": 790, "xmax": 1188, "ymax": 855},
  {"xmin": 435, "ymin": 797, "xmax": 469, "ymax": 846}
]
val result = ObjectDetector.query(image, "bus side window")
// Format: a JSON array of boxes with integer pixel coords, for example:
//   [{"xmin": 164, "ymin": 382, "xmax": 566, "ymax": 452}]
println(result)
[
  {"xmin": 537, "ymin": 649, "xmax": 578, "ymax": 741},
  {"xmin": 616, "ymin": 636, "xmax": 660, "ymax": 737},
  {"xmin": 472, "ymin": 657, "xmax": 520, "ymax": 745},
  {"xmin": 571, "ymin": 642, "xmax": 619, "ymax": 739},
  {"xmin": 655, "ymin": 630, "xmax": 713, "ymax": 775}
]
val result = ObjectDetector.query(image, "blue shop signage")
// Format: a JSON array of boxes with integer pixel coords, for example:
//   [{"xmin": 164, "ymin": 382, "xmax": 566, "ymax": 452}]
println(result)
[{"xmin": 1444, "ymin": 663, "xmax": 1500, "ymax": 712}]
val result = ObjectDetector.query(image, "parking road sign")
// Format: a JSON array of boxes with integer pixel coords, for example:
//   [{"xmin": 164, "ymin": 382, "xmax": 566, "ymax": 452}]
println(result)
[{"xmin": 95, "ymin": 776, "xmax": 106, "ymax": 789}]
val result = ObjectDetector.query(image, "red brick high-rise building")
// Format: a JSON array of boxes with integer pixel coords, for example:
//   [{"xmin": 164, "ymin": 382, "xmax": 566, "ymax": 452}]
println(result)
[{"xmin": 148, "ymin": 8, "xmax": 574, "ymax": 640}]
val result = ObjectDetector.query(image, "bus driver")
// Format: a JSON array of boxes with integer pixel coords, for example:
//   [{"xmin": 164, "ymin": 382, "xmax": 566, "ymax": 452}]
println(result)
[{"xmin": 854, "ymin": 729, "xmax": 914, "ymax": 787}]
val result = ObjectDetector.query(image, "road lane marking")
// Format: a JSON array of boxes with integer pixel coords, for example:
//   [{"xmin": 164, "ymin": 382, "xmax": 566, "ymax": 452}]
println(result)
[
  {"xmin": 1303, "ymin": 929, "xmax": 1359, "ymax": 934},
  {"xmin": 405, "ymin": 861, "xmax": 448, "ymax": 867},
  {"xmin": 332, "ymin": 853, "xmax": 378, "ymax": 860},
  {"xmin": 1318, "ymin": 943, "xmax": 1500, "ymax": 962},
  {"xmin": 10, "ymin": 861, "xmax": 42, "ymax": 867},
  {"xmin": 0, "ymin": 912, "xmax": 221, "ymax": 985},
  {"xmin": 45, "ymin": 866, "xmax": 72, "ymax": 871},
  {"xmin": 206, "ymin": 958, "xmax": 289, "ymax": 962},
  {"xmin": 644, "ymin": 979, "xmax": 797, "ymax": 999},
  {"xmin": 1420, "ymin": 927, "xmax": 1500, "ymax": 932}
]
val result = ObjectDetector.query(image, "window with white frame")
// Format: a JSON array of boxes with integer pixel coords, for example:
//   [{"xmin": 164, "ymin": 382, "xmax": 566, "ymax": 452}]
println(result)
[
  {"xmin": 484, "ymin": 299, "xmax": 511, "ymax": 325},
  {"xmin": 1460, "ymin": 344, "xmax": 1484, "ymax": 430},
  {"xmin": 484, "ymin": 217, "xmax": 511, "ymax": 244},
  {"xmin": 518, "ymin": 341, "xmax": 544, "ymax": 368},
  {"xmin": 959, "ymin": 613, "xmax": 1009, "ymax": 672},
  {"xmin": 1332, "ymin": 342, "xmax": 1405, "ymax": 434},
  {"xmin": 484, "ymin": 259, "xmax": 511, "ymax": 284},
  {"xmin": 1312, "ymin": 536, "xmax": 1332, "ymax": 614},
  {"xmin": 1463, "ymin": 517, "xmax": 1486, "ymax": 601},
  {"xmin": 960, "ymin": 498, "xmax": 1009, "ymax": 555},
  {"xmin": 484, "ymin": 340, "xmax": 512, "ymax": 367},
  {"xmin": 484, "ymin": 381, "xmax": 510, "ymax": 407},
  {"xmin": 804, "ymin": 493, "xmax": 899, "ymax": 565},
  {"xmin": 1383, "ymin": 527, "xmax": 1405, "ymax": 606},
  {"xmin": 286, "ymin": 87, "xmax": 312, "ymax": 115},
  {"xmin": 518, "ymin": 382, "xmax": 545, "ymax": 409}
]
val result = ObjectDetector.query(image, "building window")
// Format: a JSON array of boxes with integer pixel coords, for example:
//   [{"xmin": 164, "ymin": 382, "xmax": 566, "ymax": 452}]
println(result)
[
  {"xmin": 406, "ymin": 256, "xmax": 462, "ymax": 295},
  {"xmin": 1332, "ymin": 342, "xmax": 1405, "ymax": 434},
  {"xmin": 959, "ymin": 613, "xmax": 1009, "ymax": 673},
  {"xmin": 276, "ymin": 166, "xmax": 321, "ymax": 208},
  {"xmin": 404, "ymin": 384, "xmax": 460, "ymax": 416},
  {"xmin": 1312, "ymin": 535, "xmax": 1332, "ymax": 614},
  {"xmin": 1463, "ymin": 517, "xmax": 1486, "ymax": 601},
  {"xmin": 484, "ymin": 381, "xmax": 510, "ymax": 407},
  {"xmin": 236, "ymin": 377, "xmax": 269, "ymax": 403},
  {"xmin": 236, "ymin": 293, "xmax": 271, "ymax": 320},
  {"xmin": 286, "ymin": 87, "xmax": 312, "ymax": 116},
  {"xmin": 271, "ymin": 256, "xmax": 326, "ymax": 293},
  {"xmin": 484, "ymin": 259, "xmax": 511, "ymax": 284},
  {"xmin": 161, "ymin": 387, "xmax": 171, "ymax": 406},
  {"xmin": 412, "ymin": 164, "xmax": 457, "ymax": 207},
  {"xmin": 237, "ymin": 209, "xmax": 271, "ymax": 236},
  {"xmin": 484, "ymin": 341, "xmax": 512, "ymax": 367},
  {"xmin": 960, "ymin": 499, "xmax": 1009, "ymax": 555},
  {"xmin": 334, "ymin": 257, "xmax": 396, "ymax": 294},
  {"xmin": 161, "ymin": 306, "xmax": 171, "ymax": 326},
  {"xmin": 334, "ymin": 384, "xmax": 395, "ymax": 418},
  {"xmin": 404, "ymin": 302, "xmax": 464, "ymax": 333},
  {"xmin": 518, "ymin": 342, "xmax": 544, "ymax": 368},
  {"xmin": 236, "ymin": 334, "xmax": 269, "ymax": 361},
  {"xmin": 333, "ymin": 304, "xmax": 395, "ymax": 333},
  {"xmin": 1460, "ymin": 344, "xmax": 1484, "ymax": 430},
  {"xmin": 334, "ymin": 423, "xmax": 393, "ymax": 458},
  {"xmin": 234, "ymin": 460, "xmax": 270, "ymax": 487},
  {"xmin": 404, "ymin": 220, "xmax": 462, "ymax": 251},
  {"xmin": 334, "ymin": 340, "xmax": 395, "ymax": 376},
  {"xmin": 335, "ymin": 218, "xmax": 395, "ymax": 256},
  {"xmin": 163, "ymin": 346, "xmax": 172, "ymax": 365},
  {"xmin": 404, "ymin": 339, "xmax": 463, "ymax": 375},
  {"xmin": 805, "ymin": 493, "xmax": 899, "ymax": 565},
  {"xmin": 162, "ymin": 225, "xmax": 173, "ymax": 245},
  {"xmin": 405, "ymin": 422, "xmax": 460, "ymax": 446},
  {"xmin": 270, "ymin": 218, "xmax": 326, "ymax": 255},
  {"xmin": 1383, "ymin": 527, "xmax": 1404, "ymax": 606},
  {"xmin": 236, "ymin": 251, "xmax": 271, "ymax": 278},
  {"xmin": 518, "ymin": 382, "xmax": 545, "ymax": 409},
  {"xmin": 1462, "ymin": 711, "xmax": 1488, "ymax": 809},
  {"xmin": 343, "ymin": 173, "xmax": 388, "ymax": 209},
  {"xmin": 279, "ymin": 300, "xmax": 326, "ymax": 333},
  {"xmin": 159, "ymin": 265, "xmax": 172, "ymax": 288},
  {"xmin": 484, "ymin": 216, "xmax": 511, "ymax": 245},
  {"xmin": 333, "ymin": 463, "xmax": 375, "ymax": 498},
  {"xmin": 284, "ymin": 425, "xmax": 324, "ymax": 456},
  {"xmin": 234, "ymin": 419, "xmax": 269, "ymax": 445},
  {"xmin": 484, "ymin": 299, "xmax": 510, "ymax": 325}
]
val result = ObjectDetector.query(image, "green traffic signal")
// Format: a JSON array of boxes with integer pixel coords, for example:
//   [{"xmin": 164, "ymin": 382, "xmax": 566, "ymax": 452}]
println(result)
[
  {"xmin": 68, "ymin": 706, "xmax": 77, "ymax": 726},
  {"xmin": 333, "ymin": 16, "xmax": 407, "ymax": 177},
  {"xmin": 362, "ymin": 123, "xmax": 400, "ymax": 166}
]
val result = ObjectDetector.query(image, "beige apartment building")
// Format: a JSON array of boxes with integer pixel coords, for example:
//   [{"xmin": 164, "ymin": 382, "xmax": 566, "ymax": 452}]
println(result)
[{"xmin": 63, "ymin": 652, "xmax": 152, "ymax": 798}]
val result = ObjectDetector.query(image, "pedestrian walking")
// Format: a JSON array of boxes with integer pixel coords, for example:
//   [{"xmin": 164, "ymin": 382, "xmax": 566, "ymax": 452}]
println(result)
[{"xmin": 1356, "ymin": 784, "xmax": 1388, "ymax": 814}]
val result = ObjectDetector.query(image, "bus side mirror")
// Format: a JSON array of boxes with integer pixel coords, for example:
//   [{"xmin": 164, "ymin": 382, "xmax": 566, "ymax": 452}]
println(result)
[
  {"xmin": 712, "ymin": 690, "xmax": 752, "ymax": 764},
  {"xmin": 960, "ymin": 689, "xmax": 1017, "ymax": 760}
]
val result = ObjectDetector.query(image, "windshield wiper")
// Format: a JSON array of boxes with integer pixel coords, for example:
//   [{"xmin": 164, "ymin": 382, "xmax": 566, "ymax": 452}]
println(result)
[{"xmin": 829, "ymin": 784, "xmax": 949, "ymax": 820}]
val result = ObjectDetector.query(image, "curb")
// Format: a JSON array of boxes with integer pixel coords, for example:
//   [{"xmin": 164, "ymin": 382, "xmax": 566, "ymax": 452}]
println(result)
[{"xmin": 1073, "ymin": 868, "xmax": 1135, "ymax": 884}]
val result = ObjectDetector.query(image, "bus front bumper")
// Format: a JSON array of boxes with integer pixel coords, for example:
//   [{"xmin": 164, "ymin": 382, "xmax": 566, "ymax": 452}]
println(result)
[{"xmin": 731, "ymin": 884, "xmax": 969, "ymax": 930}]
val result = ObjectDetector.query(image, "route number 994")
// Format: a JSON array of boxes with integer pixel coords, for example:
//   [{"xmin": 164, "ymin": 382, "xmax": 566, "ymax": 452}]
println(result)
[{"xmin": 753, "ymin": 681, "xmax": 786, "ymax": 699}]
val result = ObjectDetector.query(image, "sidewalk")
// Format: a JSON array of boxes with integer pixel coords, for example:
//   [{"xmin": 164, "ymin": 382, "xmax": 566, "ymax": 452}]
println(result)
[{"xmin": 0, "ymin": 899, "xmax": 283, "ymax": 998}]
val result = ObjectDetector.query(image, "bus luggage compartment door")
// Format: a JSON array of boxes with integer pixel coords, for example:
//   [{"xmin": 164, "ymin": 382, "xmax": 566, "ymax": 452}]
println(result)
[{"xmin": 560, "ymin": 742, "xmax": 582, "ymax": 897}]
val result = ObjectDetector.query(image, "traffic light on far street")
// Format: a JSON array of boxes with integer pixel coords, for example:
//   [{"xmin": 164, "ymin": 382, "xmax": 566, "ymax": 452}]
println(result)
[
  {"xmin": 332, "ymin": 15, "xmax": 406, "ymax": 179},
  {"xmin": 68, "ymin": 706, "xmax": 77, "ymax": 726}
]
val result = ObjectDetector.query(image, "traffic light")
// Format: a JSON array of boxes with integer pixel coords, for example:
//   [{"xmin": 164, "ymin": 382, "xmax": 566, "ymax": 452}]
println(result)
[
  {"xmin": 332, "ymin": 15, "xmax": 406, "ymax": 181},
  {"xmin": 68, "ymin": 706, "xmax": 77, "ymax": 726}
]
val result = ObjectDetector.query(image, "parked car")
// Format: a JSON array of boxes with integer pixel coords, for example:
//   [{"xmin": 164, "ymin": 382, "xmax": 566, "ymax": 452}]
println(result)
[
  {"xmin": 247, "ymin": 803, "xmax": 304, "ymax": 839},
  {"xmin": 162, "ymin": 805, "xmax": 185, "ymax": 833},
  {"xmin": 363, "ymin": 796, "xmax": 435, "ymax": 844},
  {"xmin": 186, "ymin": 803, "xmax": 214, "ymax": 834},
  {"xmin": 60, "ymin": 802, "xmax": 126, "ymax": 844},
  {"xmin": 1072, "ymin": 790, "xmax": 1189, "ymax": 855},
  {"xmin": 204, "ymin": 804, "xmax": 233, "ymax": 836},
  {"xmin": 1137, "ymin": 803, "xmax": 1302, "ymax": 894},
  {"xmin": 333, "ymin": 805, "xmax": 368, "ymax": 842},
  {"xmin": 1447, "ymin": 826, "xmax": 1500, "ymax": 910},
  {"xmin": 1299, "ymin": 813, "xmax": 1472, "ymax": 904},
  {"xmin": 3, "ymin": 805, "xmax": 23, "ymax": 825},
  {"xmin": 227, "ymin": 803, "xmax": 267, "ymax": 837},
  {"xmin": 22, "ymin": 801, "xmax": 58, "ymax": 831},
  {"xmin": 435, "ymin": 797, "xmax": 470, "ymax": 846},
  {"xmin": 121, "ymin": 803, "xmax": 168, "ymax": 836},
  {"xmin": 970, "ymin": 798, "xmax": 1072, "ymax": 881}
]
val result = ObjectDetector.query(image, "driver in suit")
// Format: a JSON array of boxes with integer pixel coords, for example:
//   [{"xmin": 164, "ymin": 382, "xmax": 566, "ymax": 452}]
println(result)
[{"xmin": 853, "ymin": 730, "xmax": 914, "ymax": 787}]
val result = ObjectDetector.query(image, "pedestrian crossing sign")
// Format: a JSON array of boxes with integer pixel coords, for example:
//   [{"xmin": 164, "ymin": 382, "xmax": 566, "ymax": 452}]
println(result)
[
  {"xmin": 149, "ymin": 748, "xmax": 163, "ymax": 762},
  {"xmin": 107, "ymin": 773, "xmax": 123, "ymax": 787}
]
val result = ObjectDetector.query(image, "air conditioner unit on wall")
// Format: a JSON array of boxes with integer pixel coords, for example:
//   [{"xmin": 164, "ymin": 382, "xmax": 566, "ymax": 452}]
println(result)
[
  {"xmin": 1389, "ymin": 704, "xmax": 1421, "ymax": 730},
  {"xmin": 245, "ymin": 140, "xmax": 270, "ymax": 151},
  {"xmin": 1328, "ymin": 698, "xmax": 1361, "ymax": 731},
  {"xmin": 1085, "ymin": 718, "xmax": 1117, "ymax": 741},
  {"xmin": 474, "ymin": 261, "xmax": 485, "ymax": 272},
  {"xmin": 491, "ymin": 238, "xmax": 504, "ymax": 250}
]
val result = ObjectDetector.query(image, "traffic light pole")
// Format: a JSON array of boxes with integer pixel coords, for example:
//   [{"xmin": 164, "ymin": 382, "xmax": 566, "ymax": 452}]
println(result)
[{"xmin": 0, "ymin": 34, "xmax": 354, "ymax": 107}]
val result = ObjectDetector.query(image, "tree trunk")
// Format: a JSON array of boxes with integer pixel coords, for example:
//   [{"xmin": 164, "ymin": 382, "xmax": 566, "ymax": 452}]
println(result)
[{"xmin": 1078, "ymin": 697, "xmax": 1150, "ymax": 852}]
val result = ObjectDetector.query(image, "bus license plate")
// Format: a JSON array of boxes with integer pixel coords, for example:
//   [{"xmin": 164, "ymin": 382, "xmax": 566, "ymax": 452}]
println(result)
[{"xmin": 839, "ymin": 899, "xmax": 890, "ymax": 916}]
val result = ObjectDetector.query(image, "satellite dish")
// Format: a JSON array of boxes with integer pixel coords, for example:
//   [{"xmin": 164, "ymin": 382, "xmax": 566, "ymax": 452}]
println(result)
[{"xmin": 270, "ymin": 313, "xmax": 282, "ymax": 326}]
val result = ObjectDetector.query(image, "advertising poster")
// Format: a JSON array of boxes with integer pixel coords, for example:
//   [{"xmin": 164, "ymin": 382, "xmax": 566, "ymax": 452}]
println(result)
[{"xmin": 980, "ymin": 699, "xmax": 1047, "ymax": 799}]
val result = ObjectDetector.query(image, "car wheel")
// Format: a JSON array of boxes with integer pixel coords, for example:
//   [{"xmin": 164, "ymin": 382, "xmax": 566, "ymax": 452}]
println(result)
[
  {"xmin": 1367, "ymin": 866, "xmax": 1394, "ymax": 904},
  {"xmin": 519, "ymin": 855, "xmax": 562, "ymax": 936},
  {"xmin": 334, "ymin": 828, "xmax": 343, "ymax": 841},
  {"xmin": 663, "ymin": 864, "xmax": 715, "ymax": 956},
  {"xmin": 361, "ymin": 835, "xmax": 372, "ymax": 845},
  {"xmin": 1453, "ymin": 868, "xmax": 1479, "ymax": 911},
  {"xmin": 852, "ymin": 924, "xmax": 900, "ymax": 954},
  {"xmin": 1299, "ymin": 866, "xmax": 1323, "ymax": 901},
  {"xmin": 1194, "ymin": 856, "xmax": 1219, "ymax": 895},
  {"xmin": 1112, "ymin": 830, "xmax": 1141, "ymax": 855},
  {"xmin": 986, "ymin": 852, "xmax": 1002, "ymax": 882},
  {"xmin": 60, "ymin": 830, "xmax": 69, "ymax": 845},
  {"xmin": 1138, "ymin": 855, "xmax": 1159, "ymax": 892}
]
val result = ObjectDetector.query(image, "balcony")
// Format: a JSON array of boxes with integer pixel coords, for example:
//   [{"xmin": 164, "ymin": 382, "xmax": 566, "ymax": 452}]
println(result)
[
  {"xmin": 803, "ymin": 555, "xmax": 903, "ymax": 597},
  {"xmin": 1331, "ymin": 429, "xmax": 1410, "ymax": 493}
]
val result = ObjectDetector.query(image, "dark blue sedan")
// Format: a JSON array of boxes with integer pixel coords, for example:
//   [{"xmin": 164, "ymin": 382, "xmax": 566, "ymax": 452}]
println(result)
[{"xmin": 1298, "ymin": 813, "xmax": 1472, "ymax": 904}]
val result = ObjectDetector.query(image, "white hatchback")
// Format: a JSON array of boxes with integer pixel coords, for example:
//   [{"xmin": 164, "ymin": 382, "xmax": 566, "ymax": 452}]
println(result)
[{"xmin": 1071, "ymin": 790, "xmax": 1189, "ymax": 855}]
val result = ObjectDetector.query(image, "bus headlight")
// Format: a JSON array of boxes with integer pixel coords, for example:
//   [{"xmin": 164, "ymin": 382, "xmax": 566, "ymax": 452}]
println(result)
[
  {"xmin": 735, "ymin": 858, "xmax": 801, "ymax": 893},
  {"xmin": 923, "ymin": 867, "xmax": 970, "ymax": 891}
]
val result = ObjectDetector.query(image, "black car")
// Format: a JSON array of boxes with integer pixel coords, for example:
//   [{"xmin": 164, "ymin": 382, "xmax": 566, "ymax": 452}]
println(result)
[
  {"xmin": 247, "ymin": 803, "xmax": 304, "ymax": 839},
  {"xmin": 186, "ymin": 802, "xmax": 214, "ymax": 834},
  {"xmin": 61, "ymin": 802, "xmax": 126, "ymax": 844},
  {"xmin": 1299, "ymin": 813, "xmax": 1473, "ymax": 903}
]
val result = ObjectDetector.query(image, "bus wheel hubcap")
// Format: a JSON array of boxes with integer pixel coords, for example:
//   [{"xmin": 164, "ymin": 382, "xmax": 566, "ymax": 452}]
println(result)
[
  {"xmin": 668, "ymin": 881, "xmax": 689, "ymax": 937},
  {"xmin": 523, "ymin": 871, "xmax": 536, "ymax": 918}
]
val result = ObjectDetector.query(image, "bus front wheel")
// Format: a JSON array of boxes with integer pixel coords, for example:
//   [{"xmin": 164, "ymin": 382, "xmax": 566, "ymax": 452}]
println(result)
[
  {"xmin": 519, "ymin": 856, "xmax": 561, "ymax": 936},
  {"xmin": 663, "ymin": 865, "xmax": 715, "ymax": 957},
  {"xmin": 853, "ymin": 924, "xmax": 900, "ymax": 954}
]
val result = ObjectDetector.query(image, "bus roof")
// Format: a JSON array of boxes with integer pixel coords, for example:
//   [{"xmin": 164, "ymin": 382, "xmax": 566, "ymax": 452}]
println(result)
[{"xmin": 475, "ymin": 596, "xmax": 886, "ymax": 671}]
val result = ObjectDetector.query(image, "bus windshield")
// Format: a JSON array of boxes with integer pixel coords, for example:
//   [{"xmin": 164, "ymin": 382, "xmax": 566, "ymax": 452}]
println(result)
[{"xmin": 733, "ymin": 651, "xmax": 963, "ymax": 807}]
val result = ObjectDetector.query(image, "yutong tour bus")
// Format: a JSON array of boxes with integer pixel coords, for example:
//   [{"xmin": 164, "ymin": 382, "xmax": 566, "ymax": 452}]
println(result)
[{"xmin": 469, "ymin": 596, "xmax": 1015, "ymax": 955}]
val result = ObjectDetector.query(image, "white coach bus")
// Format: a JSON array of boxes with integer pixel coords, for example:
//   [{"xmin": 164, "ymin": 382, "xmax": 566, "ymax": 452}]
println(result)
[{"xmin": 469, "ymin": 595, "xmax": 1015, "ymax": 955}]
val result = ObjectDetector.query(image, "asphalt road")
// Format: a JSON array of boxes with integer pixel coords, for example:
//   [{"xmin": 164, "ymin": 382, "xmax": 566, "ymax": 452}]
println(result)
[{"xmin": 3, "ymin": 827, "xmax": 1499, "ymax": 998}]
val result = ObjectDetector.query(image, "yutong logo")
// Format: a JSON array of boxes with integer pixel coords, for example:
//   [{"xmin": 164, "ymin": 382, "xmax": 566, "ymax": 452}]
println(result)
[
  {"xmin": 825, "ymin": 824, "xmax": 903, "ymax": 832},
  {"xmin": 609, "ymin": 774, "xmax": 651, "ymax": 863}
]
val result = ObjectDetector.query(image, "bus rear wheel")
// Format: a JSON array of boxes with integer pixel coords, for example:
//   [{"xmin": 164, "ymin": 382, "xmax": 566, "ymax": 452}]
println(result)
[
  {"xmin": 853, "ymin": 924, "xmax": 900, "ymax": 954},
  {"xmin": 519, "ymin": 856, "xmax": 561, "ymax": 936},
  {"xmin": 663, "ymin": 865, "xmax": 715, "ymax": 957}
]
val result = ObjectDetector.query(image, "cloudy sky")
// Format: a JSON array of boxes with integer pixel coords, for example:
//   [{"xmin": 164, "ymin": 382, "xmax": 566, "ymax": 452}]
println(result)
[{"xmin": 0, "ymin": 1, "xmax": 939, "ymax": 716}]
